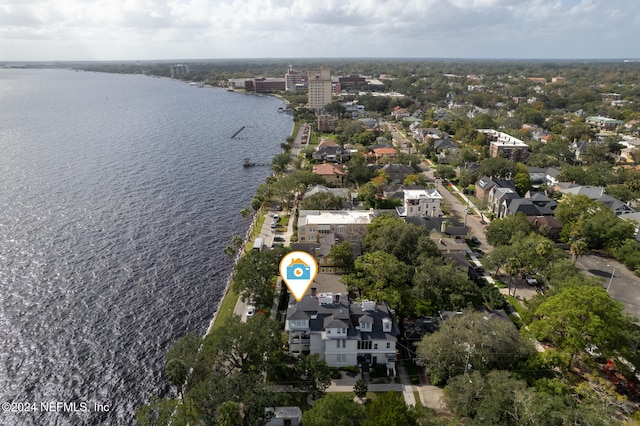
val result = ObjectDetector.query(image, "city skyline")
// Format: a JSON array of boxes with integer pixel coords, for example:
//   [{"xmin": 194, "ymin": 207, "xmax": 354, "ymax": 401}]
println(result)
[{"xmin": 1, "ymin": 0, "xmax": 639, "ymax": 62}]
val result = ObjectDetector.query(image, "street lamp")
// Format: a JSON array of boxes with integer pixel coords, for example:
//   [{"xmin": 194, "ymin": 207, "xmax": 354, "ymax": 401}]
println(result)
[{"xmin": 607, "ymin": 265, "xmax": 617, "ymax": 292}]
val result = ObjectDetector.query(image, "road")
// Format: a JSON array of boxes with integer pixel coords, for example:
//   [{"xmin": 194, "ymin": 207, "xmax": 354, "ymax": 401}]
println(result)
[
  {"xmin": 233, "ymin": 124, "xmax": 306, "ymax": 321},
  {"xmin": 575, "ymin": 253, "xmax": 640, "ymax": 319}
]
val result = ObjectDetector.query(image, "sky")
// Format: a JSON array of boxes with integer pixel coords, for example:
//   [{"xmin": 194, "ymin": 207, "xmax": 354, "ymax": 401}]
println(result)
[{"xmin": 1, "ymin": 0, "xmax": 639, "ymax": 62}]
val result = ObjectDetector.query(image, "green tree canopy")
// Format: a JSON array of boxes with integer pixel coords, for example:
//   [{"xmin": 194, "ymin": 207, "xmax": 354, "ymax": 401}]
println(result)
[
  {"xmin": 294, "ymin": 353, "xmax": 331, "ymax": 399},
  {"xmin": 232, "ymin": 248, "xmax": 287, "ymax": 308},
  {"xmin": 529, "ymin": 286, "xmax": 632, "ymax": 369},
  {"xmin": 364, "ymin": 215, "xmax": 439, "ymax": 265},
  {"xmin": 328, "ymin": 241, "xmax": 355, "ymax": 271},
  {"xmin": 300, "ymin": 191, "xmax": 344, "ymax": 210},
  {"xmin": 410, "ymin": 257, "xmax": 482, "ymax": 316},
  {"xmin": 302, "ymin": 393, "xmax": 364, "ymax": 426},
  {"xmin": 346, "ymin": 153, "xmax": 374, "ymax": 186},
  {"xmin": 341, "ymin": 251, "xmax": 410, "ymax": 310},
  {"xmin": 417, "ymin": 311, "xmax": 535, "ymax": 385},
  {"xmin": 478, "ymin": 157, "xmax": 518, "ymax": 179},
  {"xmin": 364, "ymin": 391, "xmax": 418, "ymax": 426},
  {"xmin": 485, "ymin": 213, "xmax": 533, "ymax": 246}
]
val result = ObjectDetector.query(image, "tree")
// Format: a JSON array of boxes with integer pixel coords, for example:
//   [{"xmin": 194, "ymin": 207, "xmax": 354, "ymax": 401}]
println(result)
[
  {"xmin": 364, "ymin": 391, "xmax": 417, "ymax": 426},
  {"xmin": 300, "ymin": 191, "xmax": 344, "ymax": 210},
  {"xmin": 216, "ymin": 401, "xmax": 243, "ymax": 426},
  {"xmin": 204, "ymin": 315, "xmax": 281, "ymax": 376},
  {"xmin": 478, "ymin": 157, "xmax": 518, "ymax": 179},
  {"xmin": 191, "ymin": 370, "xmax": 276, "ymax": 426},
  {"xmin": 445, "ymin": 370, "xmax": 527, "ymax": 425},
  {"xmin": 410, "ymin": 257, "xmax": 482, "ymax": 316},
  {"xmin": 485, "ymin": 213, "xmax": 533, "ymax": 246},
  {"xmin": 165, "ymin": 333, "xmax": 204, "ymax": 389},
  {"xmin": 294, "ymin": 353, "xmax": 331, "ymax": 399},
  {"xmin": 232, "ymin": 249, "xmax": 283, "ymax": 307},
  {"xmin": 271, "ymin": 152, "xmax": 291, "ymax": 174},
  {"xmin": 434, "ymin": 164, "xmax": 456, "ymax": 180},
  {"xmin": 364, "ymin": 215, "xmax": 438, "ymax": 265},
  {"xmin": 165, "ymin": 359, "xmax": 188, "ymax": 398},
  {"xmin": 569, "ymin": 239, "xmax": 588, "ymax": 264},
  {"xmin": 353, "ymin": 378, "xmax": 368, "ymax": 399},
  {"xmin": 514, "ymin": 171, "xmax": 532, "ymax": 196},
  {"xmin": 346, "ymin": 154, "xmax": 374, "ymax": 186},
  {"xmin": 417, "ymin": 311, "xmax": 534, "ymax": 385},
  {"xmin": 329, "ymin": 241, "xmax": 354, "ymax": 271},
  {"xmin": 341, "ymin": 251, "xmax": 410, "ymax": 310},
  {"xmin": 403, "ymin": 173, "xmax": 428, "ymax": 186},
  {"xmin": 302, "ymin": 393, "xmax": 364, "ymax": 426},
  {"xmin": 529, "ymin": 286, "xmax": 631, "ymax": 370}
]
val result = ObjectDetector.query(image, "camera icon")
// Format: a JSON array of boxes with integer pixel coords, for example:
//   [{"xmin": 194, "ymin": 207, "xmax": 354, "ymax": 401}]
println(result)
[{"xmin": 286, "ymin": 259, "xmax": 311, "ymax": 280}]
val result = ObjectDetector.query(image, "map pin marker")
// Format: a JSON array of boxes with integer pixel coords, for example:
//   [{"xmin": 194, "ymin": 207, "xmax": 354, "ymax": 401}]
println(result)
[{"xmin": 280, "ymin": 251, "xmax": 318, "ymax": 302}]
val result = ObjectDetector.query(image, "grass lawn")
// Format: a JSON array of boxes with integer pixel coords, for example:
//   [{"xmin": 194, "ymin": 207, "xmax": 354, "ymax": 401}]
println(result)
[
  {"xmin": 212, "ymin": 286, "xmax": 239, "ymax": 329},
  {"xmin": 505, "ymin": 295, "xmax": 532, "ymax": 324},
  {"xmin": 276, "ymin": 392, "xmax": 313, "ymax": 411}
]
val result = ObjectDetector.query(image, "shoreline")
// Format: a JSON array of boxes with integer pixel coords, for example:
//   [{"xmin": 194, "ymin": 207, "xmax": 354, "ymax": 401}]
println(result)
[{"xmin": 203, "ymin": 119, "xmax": 294, "ymax": 337}]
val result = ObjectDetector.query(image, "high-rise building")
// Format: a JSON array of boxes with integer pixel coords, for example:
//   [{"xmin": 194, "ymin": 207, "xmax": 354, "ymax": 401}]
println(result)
[
  {"xmin": 285, "ymin": 65, "xmax": 305, "ymax": 92},
  {"xmin": 307, "ymin": 66, "xmax": 332, "ymax": 111}
]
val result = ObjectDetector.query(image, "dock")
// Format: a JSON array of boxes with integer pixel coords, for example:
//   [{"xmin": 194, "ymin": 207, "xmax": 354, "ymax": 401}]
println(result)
[{"xmin": 231, "ymin": 126, "xmax": 246, "ymax": 139}]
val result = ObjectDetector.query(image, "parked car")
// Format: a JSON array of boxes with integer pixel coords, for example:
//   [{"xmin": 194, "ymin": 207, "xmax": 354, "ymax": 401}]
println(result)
[
  {"xmin": 525, "ymin": 275, "xmax": 538, "ymax": 286},
  {"xmin": 273, "ymin": 236, "xmax": 285, "ymax": 242},
  {"xmin": 276, "ymin": 205, "xmax": 283, "ymax": 211},
  {"xmin": 471, "ymin": 236, "xmax": 481, "ymax": 245},
  {"xmin": 273, "ymin": 214, "xmax": 280, "ymax": 221},
  {"xmin": 246, "ymin": 305, "xmax": 256, "ymax": 317},
  {"xmin": 270, "ymin": 221, "xmax": 277, "ymax": 228}
]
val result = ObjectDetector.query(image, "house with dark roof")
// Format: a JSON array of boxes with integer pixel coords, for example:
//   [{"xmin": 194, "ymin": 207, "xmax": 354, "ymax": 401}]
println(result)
[
  {"xmin": 526, "ymin": 216, "xmax": 564, "ymax": 241},
  {"xmin": 382, "ymin": 164, "xmax": 415, "ymax": 184},
  {"xmin": 403, "ymin": 317, "xmax": 439, "ymax": 362},
  {"xmin": 285, "ymin": 295, "xmax": 399, "ymax": 375},
  {"xmin": 505, "ymin": 199, "xmax": 554, "ymax": 217},
  {"xmin": 488, "ymin": 187, "xmax": 520, "ymax": 218},
  {"xmin": 525, "ymin": 191, "xmax": 557, "ymax": 211},
  {"xmin": 475, "ymin": 176, "xmax": 497, "ymax": 201},
  {"xmin": 433, "ymin": 138, "xmax": 457, "ymax": 152},
  {"xmin": 312, "ymin": 146, "xmax": 349, "ymax": 164}
]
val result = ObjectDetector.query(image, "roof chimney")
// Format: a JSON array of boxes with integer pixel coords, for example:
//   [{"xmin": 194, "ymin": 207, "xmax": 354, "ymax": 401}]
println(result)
[
  {"xmin": 440, "ymin": 220, "xmax": 447, "ymax": 233},
  {"xmin": 334, "ymin": 293, "xmax": 340, "ymax": 305}
]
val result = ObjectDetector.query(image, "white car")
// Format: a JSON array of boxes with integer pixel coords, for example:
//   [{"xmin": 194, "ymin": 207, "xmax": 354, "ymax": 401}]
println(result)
[
  {"xmin": 525, "ymin": 276, "xmax": 538, "ymax": 286},
  {"xmin": 246, "ymin": 305, "xmax": 256, "ymax": 317}
]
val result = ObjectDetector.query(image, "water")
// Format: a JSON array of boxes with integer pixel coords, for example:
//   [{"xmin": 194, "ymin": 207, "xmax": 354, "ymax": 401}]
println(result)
[{"xmin": 0, "ymin": 69, "xmax": 292, "ymax": 425}]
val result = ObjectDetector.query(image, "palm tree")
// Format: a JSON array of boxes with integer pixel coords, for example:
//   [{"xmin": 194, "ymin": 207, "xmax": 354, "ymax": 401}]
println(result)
[
  {"xmin": 570, "ymin": 239, "xmax": 588, "ymax": 264},
  {"xmin": 223, "ymin": 245, "xmax": 236, "ymax": 259},
  {"xmin": 504, "ymin": 258, "xmax": 521, "ymax": 297},
  {"xmin": 232, "ymin": 235, "xmax": 244, "ymax": 250}
]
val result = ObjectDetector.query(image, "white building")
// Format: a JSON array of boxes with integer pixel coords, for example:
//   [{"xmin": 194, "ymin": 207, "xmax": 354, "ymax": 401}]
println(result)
[
  {"xmin": 307, "ymin": 66, "xmax": 332, "ymax": 111},
  {"xmin": 297, "ymin": 210, "xmax": 374, "ymax": 243},
  {"xmin": 285, "ymin": 294, "xmax": 398, "ymax": 375},
  {"xmin": 396, "ymin": 189, "xmax": 443, "ymax": 218}
]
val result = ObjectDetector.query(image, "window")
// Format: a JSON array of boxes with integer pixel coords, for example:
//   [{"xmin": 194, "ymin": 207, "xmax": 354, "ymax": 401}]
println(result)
[
  {"xmin": 374, "ymin": 343, "xmax": 378, "ymax": 350},
  {"xmin": 319, "ymin": 258, "xmax": 324, "ymax": 265},
  {"xmin": 386, "ymin": 342, "xmax": 391, "ymax": 349},
  {"xmin": 357, "ymin": 341, "xmax": 372, "ymax": 350},
  {"xmin": 337, "ymin": 354, "xmax": 347, "ymax": 363},
  {"xmin": 336, "ymin": 340, "xmax": 345, "ymax": 348}
]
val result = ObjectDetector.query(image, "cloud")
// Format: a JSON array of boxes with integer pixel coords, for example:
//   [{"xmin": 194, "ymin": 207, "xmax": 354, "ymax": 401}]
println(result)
[{"xmin": 0, "ymin": 0, "xmax": 639, "ymax": 60}]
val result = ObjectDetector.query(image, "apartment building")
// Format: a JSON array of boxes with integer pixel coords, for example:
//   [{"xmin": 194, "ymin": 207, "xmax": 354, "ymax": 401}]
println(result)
[
  {"xmin": 297, "ymin": 210, "xmax": 374, "ymax": 243},
  {"xmin": 307, "ymin": 66, "xmax": 332, "ymax": 111}
]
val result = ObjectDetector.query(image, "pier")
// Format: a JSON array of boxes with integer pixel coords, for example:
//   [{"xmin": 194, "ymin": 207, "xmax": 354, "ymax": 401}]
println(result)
[{"xmin": 231, "ymin": 126, "xmax": 246, "ymax": 139}]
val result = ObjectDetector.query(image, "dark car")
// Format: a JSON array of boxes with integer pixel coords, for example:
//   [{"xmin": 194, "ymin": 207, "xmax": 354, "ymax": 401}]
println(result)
[
  {"xmin": 471, "ymin": 236, "xmax": 481, "ymax": 245},
  {"xmin": 273, "ymin": 236, "xmax": 285, "ymax": 242}
]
